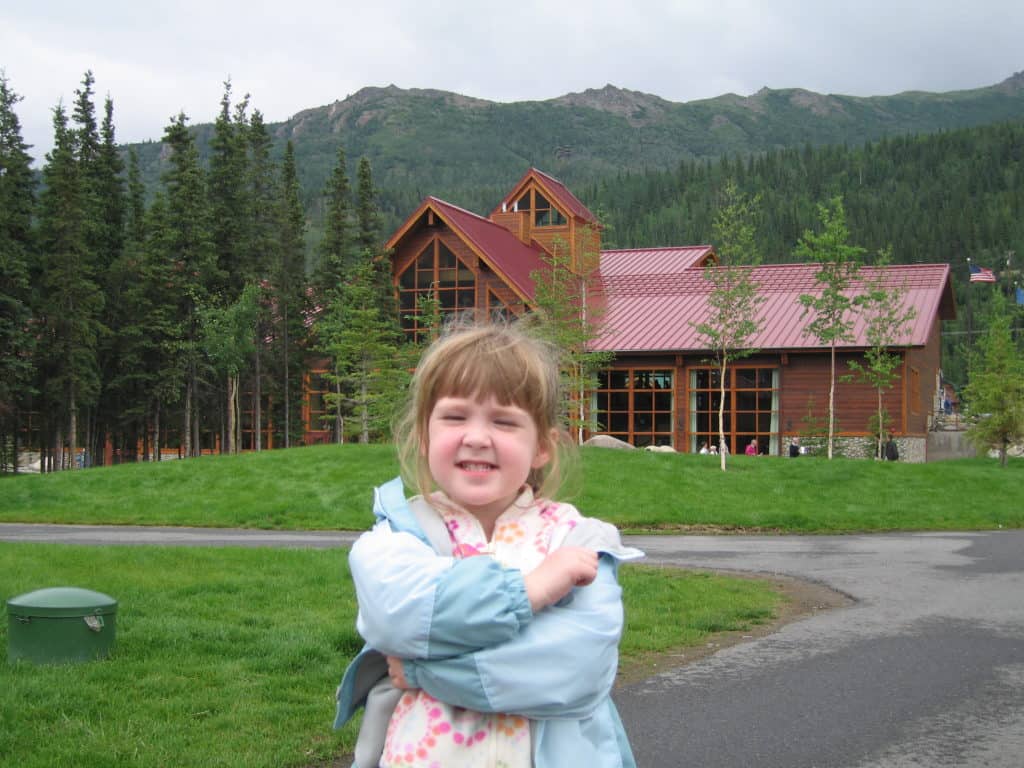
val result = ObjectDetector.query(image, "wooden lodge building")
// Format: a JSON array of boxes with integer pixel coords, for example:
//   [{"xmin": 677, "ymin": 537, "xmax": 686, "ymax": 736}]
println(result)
[{"xmin": 306, "ymin": 167, "xmax": 956, "ymax": 460}]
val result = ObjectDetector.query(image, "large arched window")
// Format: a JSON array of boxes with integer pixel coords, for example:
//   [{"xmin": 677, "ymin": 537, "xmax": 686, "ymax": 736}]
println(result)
[{"xmin": 398, "ymin": 239, "xmax": 476, "ymax": 340}]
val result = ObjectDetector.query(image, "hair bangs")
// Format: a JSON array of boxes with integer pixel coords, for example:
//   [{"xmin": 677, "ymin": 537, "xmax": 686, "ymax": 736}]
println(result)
[{"xmin": 427, "ymin": 331, "xmax": 550, "ymax": 416}]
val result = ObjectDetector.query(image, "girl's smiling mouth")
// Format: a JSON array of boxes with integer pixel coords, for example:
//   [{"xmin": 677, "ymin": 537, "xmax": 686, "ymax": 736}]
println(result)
[{"xmin": 458, "ymin": 461, "xmax": 496, "ymax": 472}]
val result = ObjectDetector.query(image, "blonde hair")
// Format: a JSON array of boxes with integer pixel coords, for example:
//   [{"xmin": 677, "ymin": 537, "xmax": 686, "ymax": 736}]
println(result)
[{"xmin": 395, "ymin": 321, "xmax": 574, "ymax": 501}]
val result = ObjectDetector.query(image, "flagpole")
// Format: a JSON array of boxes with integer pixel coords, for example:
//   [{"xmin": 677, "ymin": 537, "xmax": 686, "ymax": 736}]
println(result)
[
  {"xmin": 965, "ymin": 256, "xmax": 973, "ymax": 360},
  {"xmin": 1007, "ymin": 250, "xmax": 1015, "ymax": 301}
]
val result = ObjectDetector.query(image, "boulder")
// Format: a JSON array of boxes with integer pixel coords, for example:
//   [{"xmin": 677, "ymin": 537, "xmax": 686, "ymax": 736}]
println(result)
[{"xmin": 583, "ymin": 435, "xmax": 636, "ymax": 450}]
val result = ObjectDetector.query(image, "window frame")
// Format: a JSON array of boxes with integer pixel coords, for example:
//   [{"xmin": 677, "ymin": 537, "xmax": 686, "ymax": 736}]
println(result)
[
  {"xmin": 397, "ymin": 237, "xmax": 477, "ymax": 341},
  {"xmin": 593, "ymin": 367, "xmax": 675, "ymax": 447},
  {"xmin": 688, "ymin": 365, "xmax": 779, "ymax": 455}
]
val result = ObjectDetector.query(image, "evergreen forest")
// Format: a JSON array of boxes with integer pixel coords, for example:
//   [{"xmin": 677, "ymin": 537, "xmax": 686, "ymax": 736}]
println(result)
[
  {"xmin": 1, "ymin": 72, "xmax": 403, "ymax": 473},
  {"xmin": 2, "ymin": 69, "xmax": 1023, "ymax": 473}
]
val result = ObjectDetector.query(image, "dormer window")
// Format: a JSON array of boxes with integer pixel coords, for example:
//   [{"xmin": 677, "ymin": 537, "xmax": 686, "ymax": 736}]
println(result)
[{"xmin": 514, "ymin": 189, "xmax": 567, "ymax": 227}]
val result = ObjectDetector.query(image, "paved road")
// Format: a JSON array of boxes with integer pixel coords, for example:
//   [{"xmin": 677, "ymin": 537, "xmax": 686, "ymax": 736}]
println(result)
[
  {"xmin": 617, "ymin": 531, "xmax": 1024, "ymax": 768},
  {"xmin": 0, "ymin": 522, "xmax": 358, "ymax": 549},
  {"xmin": 3, "ymin": 524, "xmax": 1023, "ymax": 767}
]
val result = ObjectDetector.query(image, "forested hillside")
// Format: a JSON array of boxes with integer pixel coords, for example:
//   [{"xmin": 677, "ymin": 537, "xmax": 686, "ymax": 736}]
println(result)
[
  {"xmin": 587, "ymin": 120, "xmax": 1024, "ymax": 263},
  {"xmin": 123, "ymin": 72, "xmax": 1024, "ymax": 235}
]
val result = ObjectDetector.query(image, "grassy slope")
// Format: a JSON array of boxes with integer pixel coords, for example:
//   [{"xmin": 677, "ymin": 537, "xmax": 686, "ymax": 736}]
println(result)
[{"xmin": 2, "ymin": 444, "xmax": 1021, "ymax": 532}]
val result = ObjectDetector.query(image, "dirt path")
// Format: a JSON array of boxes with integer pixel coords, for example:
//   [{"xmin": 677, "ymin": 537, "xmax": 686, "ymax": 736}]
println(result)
[{"xmin": 616, "ymin": 570, "xmax": 851, "ymax": 684}]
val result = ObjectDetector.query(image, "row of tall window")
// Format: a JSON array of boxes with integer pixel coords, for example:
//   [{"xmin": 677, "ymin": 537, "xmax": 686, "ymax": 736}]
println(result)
[{"xmin": 591, "ymin": 366, "xmax": 781, "ymax": 453}]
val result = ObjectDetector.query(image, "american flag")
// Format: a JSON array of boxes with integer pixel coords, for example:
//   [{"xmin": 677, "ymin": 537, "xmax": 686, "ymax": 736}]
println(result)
[{"xmin": 969, "ymin": 265, "xmax": 996, "ymax": 283}]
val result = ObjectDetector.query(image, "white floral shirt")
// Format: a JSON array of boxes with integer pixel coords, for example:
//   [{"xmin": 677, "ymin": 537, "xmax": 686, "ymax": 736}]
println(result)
[{"xmin": 380, "ymin": 487, "xmax": 582, "ymax": 768}]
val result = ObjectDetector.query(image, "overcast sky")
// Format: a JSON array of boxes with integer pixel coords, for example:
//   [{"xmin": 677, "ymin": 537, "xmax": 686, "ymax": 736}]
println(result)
[{"xmin": 3, "ymin": 0, "xmax": 1022, "ymax": 164}]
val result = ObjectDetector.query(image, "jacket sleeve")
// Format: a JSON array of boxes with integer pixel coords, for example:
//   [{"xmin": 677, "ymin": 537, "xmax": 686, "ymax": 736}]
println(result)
[
  {"xmin": 349, "ymin": 519, "xmax": 534, "ymax": 659},
  {"xmin": 399, "ymin": 555, "xmax": 625, "ymax": 720}
]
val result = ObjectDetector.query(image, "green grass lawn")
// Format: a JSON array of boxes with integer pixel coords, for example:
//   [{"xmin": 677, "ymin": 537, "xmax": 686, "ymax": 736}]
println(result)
[
  {"xmin": 0, "ymin": 545, "xmax": 777, "ymax": 768},
  {"xmin": 2, "ymin": 443, "xmax": 1021, "ymax": 532}
]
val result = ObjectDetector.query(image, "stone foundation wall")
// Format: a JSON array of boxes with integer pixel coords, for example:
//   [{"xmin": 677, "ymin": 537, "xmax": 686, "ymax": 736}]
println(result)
[
  {"xmin": 795, "ymin": 436, "xmax": 926, "ymax": 463},
  {"xmin": 926, "ymin": 430, "xmax": 977, "ymax": 461}
]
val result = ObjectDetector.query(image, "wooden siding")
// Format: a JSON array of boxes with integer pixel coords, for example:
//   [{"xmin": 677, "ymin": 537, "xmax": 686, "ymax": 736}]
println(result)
[
  {"xmin": 491, "ymin": 210, "xmax": 528, "ymax": 243},
  {"xmin": 905, "ymin": 312, "xmax": 943, "ymax": 434},
  {"xmin": 779, "ymin": 351, "xmax": 909, "ymax": 437},
  {"xmin": 392, "ymin": 223, "xmax": 438, "ymax": 276}
]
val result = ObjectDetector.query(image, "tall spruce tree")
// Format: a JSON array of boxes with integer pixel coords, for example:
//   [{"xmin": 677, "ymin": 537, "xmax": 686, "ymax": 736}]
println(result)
[
  {"xmin": 271, "ymin": 141, "xmax": 309, "ymax": 447},
  {"xmin": 93, "ymin": 95, "xmax": 127, "ymax": 463},
  {"xmin": 69, "ymin": 71, "xmax": 108, "ymax": 464},
  {"xmin": 104, "ymin": 149, "xmax": 151, "ymax": 460},
  {"xmin": 209, "ymin": 81, "xmax": 251, "ymax": 299},
  {"xmin": 161, "ymin": 112, "xmax": 217, "ymax": 456},
  {"xmin": 355, "ymin": 156, "xmax": 379, "ymax": 256},
  {"xmin": 37, "ymin": 103, "xmax": 105, "ymax": 469},
  {"xmin": 96, "ymin": 97, "xmax": 125, "ymax": 273},
  {"xmin": 796, "ymin": 197, "xmax": 865, "ymax": 459},
  {"xmin": 351, "ymin": 156, "xmax": 396, "ymax": 322},
  {"xmin": 0, "ymin": 73, "xmax": 36, "ymax": 472},
  {"xmin": 245, "ymin": 110, "xmax": 277, "ymax": 450},
  {"xmin": 314, "ymin": 145, "xmax": 353, "ymax": 305},
  {"xmin": 246, "ymin": 111, "xmax": 277, "ymax": 284}
]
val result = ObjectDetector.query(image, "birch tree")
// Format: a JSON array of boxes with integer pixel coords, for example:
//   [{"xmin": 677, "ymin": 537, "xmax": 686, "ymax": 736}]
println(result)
[
  {"xmin": 694, "ymin": 181, "xmax": 764, "ymax": 469},
  {"xmin": 796, "ymin": 197, "xmax": 864, "ymax": 459},
  {"xmin": 844, "ymin": 249, "xmax": 916, "ymax": 458}
]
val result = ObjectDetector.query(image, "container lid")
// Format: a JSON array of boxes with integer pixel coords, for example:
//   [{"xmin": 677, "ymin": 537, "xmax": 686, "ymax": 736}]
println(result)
[{"xmin": 7, "ymin": 587, "xmax": 117, "ymax": 618}]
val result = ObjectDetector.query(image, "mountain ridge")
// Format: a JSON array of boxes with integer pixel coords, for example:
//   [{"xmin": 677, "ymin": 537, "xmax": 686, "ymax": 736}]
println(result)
[{"xmin": 125, "ymin": 70, "xmax": 1024, "ymax": 228}]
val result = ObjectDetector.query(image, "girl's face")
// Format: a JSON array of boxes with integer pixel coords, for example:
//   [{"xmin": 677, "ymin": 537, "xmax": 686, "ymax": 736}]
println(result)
[{"xmin": 426, "ymin": 394, "xmax": 551, "ymax": 528}]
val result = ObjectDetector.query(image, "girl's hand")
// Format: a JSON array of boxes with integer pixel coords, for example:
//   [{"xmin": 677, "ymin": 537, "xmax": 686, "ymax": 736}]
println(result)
[
  {"xmin": 524, "ymin": 546, "xmax": 599, "ymax": 612},
  {"xmin": 387, "ymin": 655, "xmax": 412, "ymax": 689}
]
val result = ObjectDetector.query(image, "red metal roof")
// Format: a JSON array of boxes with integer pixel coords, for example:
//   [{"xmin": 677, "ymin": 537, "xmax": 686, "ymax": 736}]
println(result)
[
  {"xmin": 600, "ymin": 246, "xmax": 714, "ymax": 276},
  {"xmin": 386, "ymin": 174, "xmax": 954, "ymax": 358},
  {"xmin": 593, "ymin": 263, "xmax": 954, "ymax": 353},
  {"xmin": 492, "ymin": 168, "xmax": 597, "ymax": 223},
  {"xmin": 426, "ymin": 197, "xmax": 548, "ymax": 302}
]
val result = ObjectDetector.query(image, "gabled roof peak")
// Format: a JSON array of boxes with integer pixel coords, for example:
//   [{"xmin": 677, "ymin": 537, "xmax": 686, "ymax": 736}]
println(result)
[
  {"xmin": 426, "ymin": 195, "xmax": 489, "ymax": 222},
  {"xmin": 493, "ymin": 167, "xmax": 597, "ymax": 223}
]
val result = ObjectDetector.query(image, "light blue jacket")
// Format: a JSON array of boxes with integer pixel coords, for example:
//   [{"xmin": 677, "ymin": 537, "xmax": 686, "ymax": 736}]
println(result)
[{"xmin": 334, "ymin": 477, "xmax": 643, "ymax": 768}]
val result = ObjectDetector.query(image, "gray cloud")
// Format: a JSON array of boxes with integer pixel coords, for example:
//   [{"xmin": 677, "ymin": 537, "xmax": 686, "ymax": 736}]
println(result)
[{"xmin": 2, "ymin": 0, "xmax": 1021, "ymax": 163}]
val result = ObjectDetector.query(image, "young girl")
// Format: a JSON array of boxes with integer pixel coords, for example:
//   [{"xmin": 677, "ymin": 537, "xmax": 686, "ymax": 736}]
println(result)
[{"xmin": 334, "ymin": 323, "xmax": 643, "ymax": 768}]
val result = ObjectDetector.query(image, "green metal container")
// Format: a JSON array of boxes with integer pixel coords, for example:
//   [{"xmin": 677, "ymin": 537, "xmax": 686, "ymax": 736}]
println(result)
[{"xmin": 7, "ymin": 587, "xmax": 117, "ymax": 664}]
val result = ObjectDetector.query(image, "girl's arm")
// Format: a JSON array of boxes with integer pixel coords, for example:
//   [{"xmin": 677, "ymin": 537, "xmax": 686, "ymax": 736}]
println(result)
[
  {"xmin": 397, "ymin": 555, "xmax": 626, "ymax": 720},
  {"xmin": 349, "ymin": 520, "xmax": 533, "ymax": 659}
]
